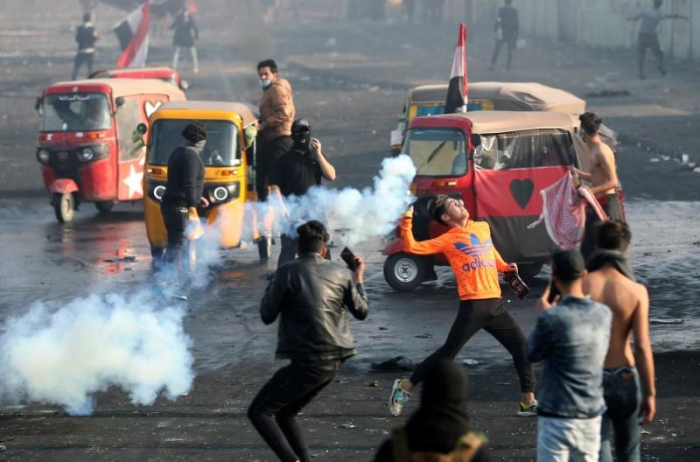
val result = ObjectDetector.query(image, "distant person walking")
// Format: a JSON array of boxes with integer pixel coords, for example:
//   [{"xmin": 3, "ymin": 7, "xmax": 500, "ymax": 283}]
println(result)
[
  {"xmin": 248, "ymin": 220, "xmax": 368, "ymax": 462},
  {"xmin": 571, "ymin": 112, "xmax": 623, "ymax": 260},
  {"xmin": 489, "ymin": 0, "xmax": 519, "ymax": 71},
  {"xmin": 72, "ymin": 13, "xmax": 99, "ymax": 80},
  {"xmin": 528, "ymin": 249, "xmax": 612, "ymax": 462},
  {"xmin": 585, "ymin": 221, "xmax": 656, "ymax": 462},
  {"xmin": 171, "ymin": 8, "xmax": 199, "ymax": 74},
  {"xmin": 388, "ymin": 195, "xmax": 537, "ymax": 418},
  {"xmin": 629, "ymin": 0, "xmax": 688, "ymax": 79}
]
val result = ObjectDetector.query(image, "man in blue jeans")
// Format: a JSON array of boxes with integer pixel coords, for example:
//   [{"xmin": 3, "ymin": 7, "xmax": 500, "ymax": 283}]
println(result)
[
  {"xmin": 585, "ymin": 220, "xmax": 656, "ymax": 462},
  {"xmin": 528, "ymin": 250, "xmax": 611, "ymax": 462}
]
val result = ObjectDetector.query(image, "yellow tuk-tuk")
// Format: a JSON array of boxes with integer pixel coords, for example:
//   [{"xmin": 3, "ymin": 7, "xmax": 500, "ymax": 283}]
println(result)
[{"xmin": 141, "ymin": 101, "xmax": 260, "ymax": 260}]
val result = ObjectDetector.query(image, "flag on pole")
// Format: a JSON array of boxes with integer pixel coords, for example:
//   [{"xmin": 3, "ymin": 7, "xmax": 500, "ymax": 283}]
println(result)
[
  {"xmin": 114, "ymin": 3, "xmax": 151, "ymax": 68},
  {"xmin": 445, "ymin": 23, "xmax": 468, "ymax": 114}
]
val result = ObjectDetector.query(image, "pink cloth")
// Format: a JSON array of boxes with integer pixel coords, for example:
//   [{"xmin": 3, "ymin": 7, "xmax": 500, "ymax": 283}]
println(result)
[{"xmin": 528, "ymin": 172, "xmax": 608, "ymax": 250}]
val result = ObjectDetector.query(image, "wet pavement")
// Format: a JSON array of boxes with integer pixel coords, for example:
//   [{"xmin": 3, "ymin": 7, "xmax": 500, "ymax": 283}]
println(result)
[{"xmin": 2, "ymin": 1, "xmax": 700, "ymax": 461}]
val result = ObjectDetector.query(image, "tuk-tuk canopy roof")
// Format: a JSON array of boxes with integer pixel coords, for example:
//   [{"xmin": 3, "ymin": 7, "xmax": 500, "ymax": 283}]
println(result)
[
  {"xmin": 45, "ymin": 78, "xmax": 185, "ymax": 100},
  {"xmin": 156, "ymin": 101, "xmax": 259, "ymax": 127},
  {"xmin": 91, "ymin": 67, "xmax": 178, "ymax": 78},
  {"xmin": 413, "ymin": 110, "xmax": 581, "ymax": 134},
  {"xmin": 409, "ymin": 82, "xmax": 586, "ymax": 114}
]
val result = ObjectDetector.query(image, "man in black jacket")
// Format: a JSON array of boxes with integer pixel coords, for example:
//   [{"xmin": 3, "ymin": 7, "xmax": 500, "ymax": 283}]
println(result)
[
  {"xmin": 489, "ymin": 0, "xmax": 519, "ymax": 71},
  {"xmin": 159, "ymin": 122, "xmax": 208, "ymax": 299},
  {"xmin": 248, "ymin": 220, "xmax": 369, "ymax": 462},
  {"xmin": 72, "ymin": 13, "xmax": 99, "ymax": 80}
]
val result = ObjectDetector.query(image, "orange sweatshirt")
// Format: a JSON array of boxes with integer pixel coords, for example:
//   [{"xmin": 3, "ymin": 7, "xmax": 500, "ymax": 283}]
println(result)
[{"xmin": 400, "ymin": 217, "xmax": 510, "ymax": 301}]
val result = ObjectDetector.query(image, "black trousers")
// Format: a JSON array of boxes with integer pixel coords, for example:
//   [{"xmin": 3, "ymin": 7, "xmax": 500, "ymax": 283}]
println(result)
[
  {"xmin": 256, "ymin": 136, "xmax": 293, "ymax": 201},
  {"xmin": 410, "ymin": 298, "xmax": 536, "ymax": 393},
  {"xmin": 72, "ymin": 51, "xmax": 94, "ymax": 80},
  {"xmin": 491, "ymin": 37, "xmax": 516, "ymax": 68},
  {"xmin": 638, "ymin": 33, "xmax": 664, "ymax": 77},
  {"xmin": 160, "ymin": 202, "xmax": 188, "ymax": 266},
  {"xmin": 581, "ymin": 193, "xmax": 625, "ymax": 260},
  {"xmin": 248, "ymin": 360, "xmax": 341, "ymax": 462}
]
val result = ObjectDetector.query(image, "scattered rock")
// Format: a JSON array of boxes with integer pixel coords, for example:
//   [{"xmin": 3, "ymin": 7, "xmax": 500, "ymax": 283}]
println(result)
[
  {"xmin": 644, "ymin": 252, "xmax": 652, "ymax": 256},
  {"xmin": 340, "ymin": 423, "xmax": 356, "ymax": 429},
  {"xmin": 368, "ymin": 380, "xmax": 379, "ymax": 388},
  {"xmin": 415, "ymin": 333, "xmax": 432, "ymax": 339},
  {"xmin": 649, "ymin": 157, "xmax": 660, "ymax": 163},
  {"xmin": 378, "ymin": 326, "xmax": 388, "ymax": 330},
  {"xmin": 650, "ymin": 318, "xmax": 684, "ymax": 325},
  {"xmin": 462, "ymin": 359, "xmax": 480, "ymax": 366}
]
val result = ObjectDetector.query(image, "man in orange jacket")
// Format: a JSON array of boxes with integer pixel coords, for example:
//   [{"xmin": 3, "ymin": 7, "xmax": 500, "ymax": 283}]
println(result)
[{"xmin": 388, "ymin": 194, "xmax": 537, "ymax": 417}]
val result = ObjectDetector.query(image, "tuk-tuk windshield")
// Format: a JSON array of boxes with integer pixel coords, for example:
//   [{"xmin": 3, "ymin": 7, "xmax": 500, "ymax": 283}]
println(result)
[
  {"xmin": 474, "ymin": 129, "xmax": 576, "ymax": 170},
  {"xmin": 405, "ymin": 129, "xmax": 468, "ymax": 176},
  {"xmin": 149, "ymin": 120, "xmax": 239, "ymax": 167},
  {"xmin": 42, "ymin": 93, "xmax": 111, "ymax": 131}
]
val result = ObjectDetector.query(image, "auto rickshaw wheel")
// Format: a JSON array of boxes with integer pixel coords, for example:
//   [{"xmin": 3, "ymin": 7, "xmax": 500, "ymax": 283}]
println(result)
[
  {"xmin": 384, "ymin": 252, "xmax": 427, "ymax": 292},
  {"xmin": 53, "ymin": 193, "xmax": 75, "ymax": 223},
  {"xmin": 96, "ymin": 201, "xmax": 114, "ymax": 214}
]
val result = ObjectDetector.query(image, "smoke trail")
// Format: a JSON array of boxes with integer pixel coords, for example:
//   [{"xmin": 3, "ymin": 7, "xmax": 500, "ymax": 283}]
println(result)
[
  {"xmin": 277, "ymin": 154, "xmax": 416, "ymax": 246},
  {"xmin": 0, "ymin": 290, "xmax": 194, "ymax": 415}
]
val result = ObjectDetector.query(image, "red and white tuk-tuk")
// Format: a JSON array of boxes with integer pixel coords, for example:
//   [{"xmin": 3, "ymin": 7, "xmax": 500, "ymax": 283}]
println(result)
[
  {"xmin": 383, "ymin": 110, "xmax": 622, "ymax": 291},
  {"xmin": 89, "ymin": 66, "xmax": 189, "ymax": 92},
  {"xmin": 35, "ymin": 78, "xmax": 186, "ymax": 222}
]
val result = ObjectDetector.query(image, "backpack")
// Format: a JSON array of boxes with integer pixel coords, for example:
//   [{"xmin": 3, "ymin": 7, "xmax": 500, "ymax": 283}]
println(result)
[{"xmin": 391, "ymin": 428, "xmax": 485, "ymax": 462}]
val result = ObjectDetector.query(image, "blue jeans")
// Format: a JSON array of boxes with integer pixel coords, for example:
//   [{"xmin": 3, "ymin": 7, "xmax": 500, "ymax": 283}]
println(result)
[{"xmin": 599, "ymin": 367, "xmax": 642, "ymax": 462}]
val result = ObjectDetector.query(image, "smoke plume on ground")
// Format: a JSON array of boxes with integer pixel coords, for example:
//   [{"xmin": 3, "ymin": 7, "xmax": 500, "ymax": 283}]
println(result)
[
  {"xmin": 0, "ymin": 291, "xmax": 194, "ymax": 415},
  {"xmin": 277, "ymin": 154, "xmax": 416, "ymax": 246}
]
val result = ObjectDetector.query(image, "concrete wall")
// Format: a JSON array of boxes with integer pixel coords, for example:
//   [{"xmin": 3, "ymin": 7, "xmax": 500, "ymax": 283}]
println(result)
[{"xmin": 470, "ymin": 0, "xmax": 700, "ymax": 60}]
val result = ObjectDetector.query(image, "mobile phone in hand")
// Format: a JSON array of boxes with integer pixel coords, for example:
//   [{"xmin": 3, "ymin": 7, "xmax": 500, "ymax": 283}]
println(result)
[
  {"xmin": 547, "ymin": 280, "xmax": 560, "ymax": 304},
  {"xmin": 340, "ymin": 247, "xmax": 359, "ymax": 271}
]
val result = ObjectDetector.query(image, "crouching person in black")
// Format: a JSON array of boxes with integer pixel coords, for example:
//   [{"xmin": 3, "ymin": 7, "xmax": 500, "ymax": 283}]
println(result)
[{"xmin": 248, "ymin": 220, "xmax": 369, "ymax": 462}]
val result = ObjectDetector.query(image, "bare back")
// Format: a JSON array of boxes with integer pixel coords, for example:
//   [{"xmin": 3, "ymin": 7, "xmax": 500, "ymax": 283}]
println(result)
[
  {"xmin": 589, "ymin": 141, "xmax": 618, "ymax": 196},
  {"xmin": 583, "ymin": 264, "xmax": 649, "ymax": 368}
]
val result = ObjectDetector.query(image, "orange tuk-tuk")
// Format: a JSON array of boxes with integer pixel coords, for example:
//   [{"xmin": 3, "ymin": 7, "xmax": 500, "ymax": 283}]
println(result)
[{"xmin": 35, "ymin": 78, "xmax": 186, "ymax": 222}]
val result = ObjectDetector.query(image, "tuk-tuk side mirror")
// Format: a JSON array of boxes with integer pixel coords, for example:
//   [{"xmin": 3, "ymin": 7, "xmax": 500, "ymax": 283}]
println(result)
[
  {"xmin": 34, "ymin": 96, "xmax": 43, "ymax": 117},
  {"xmin": 470, "ymin": 134, "xmax": 482, "ymax": 148},
  {"xmin": 180, "ymin": 79, "xmax": 190, "ymax": 91},
  {"xmin": 136, "ymin": 123, "xmax": 148, "ymax": 135},
  {"xmin": 115, "ymin": 96, "xmax": 126, "ymax": 109}
]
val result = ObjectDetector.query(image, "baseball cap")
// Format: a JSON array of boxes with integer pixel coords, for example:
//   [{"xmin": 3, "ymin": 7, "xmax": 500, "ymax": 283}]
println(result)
[{"xmin": 551, "ymin": 249, "xmax": 586, "ymax": 282}]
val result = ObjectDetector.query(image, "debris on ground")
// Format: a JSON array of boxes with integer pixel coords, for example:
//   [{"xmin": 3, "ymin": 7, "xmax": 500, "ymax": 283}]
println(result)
[
  {"xmin": 650, "ymin": 318, "xmax": 684, "ymax": 325},
  {"xmin": 462, "ymin": 359, "xmax": 480, "ymax": 366}
]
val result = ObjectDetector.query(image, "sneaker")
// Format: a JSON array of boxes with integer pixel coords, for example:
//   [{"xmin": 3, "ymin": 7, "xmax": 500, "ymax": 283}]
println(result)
[
  {"xmin": 517, "ymin": 399, "xmax": 538, "ymax": 417},
  {"xmin": 388, "ymin": 378, "xmax": 411, "ymax": 416},
  {"xmin": 160, "ymin": 283, "xmax": 188, "ymax": 301}
]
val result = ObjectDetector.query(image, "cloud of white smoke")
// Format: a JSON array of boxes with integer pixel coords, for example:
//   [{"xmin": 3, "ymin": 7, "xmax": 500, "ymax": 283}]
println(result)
[
  {"xmin": 0, "ymin": 290, "xmax": 194, "ymax": 416},
  {"xmin": 277, "ymin": 154, "xmax": 416, "ymax": 246}
]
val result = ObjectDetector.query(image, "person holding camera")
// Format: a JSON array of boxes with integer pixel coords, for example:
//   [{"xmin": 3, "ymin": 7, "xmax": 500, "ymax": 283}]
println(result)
[
  {"xmin": 269, "ymin": 118, "xmax": 336, "ymax": 268},
  {"xmin": 248, "ymin": 220, "xmax": 368, "ymax": 462}
]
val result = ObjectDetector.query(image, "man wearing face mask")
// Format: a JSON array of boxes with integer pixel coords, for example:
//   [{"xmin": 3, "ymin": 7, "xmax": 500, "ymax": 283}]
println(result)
[
  {"xmin": 269, "ymin": 118, "xmax": 336, "ymax": 268},
  {"xmin": 256, "ymin": 59, "xmax": 296, "ymax": 260}
]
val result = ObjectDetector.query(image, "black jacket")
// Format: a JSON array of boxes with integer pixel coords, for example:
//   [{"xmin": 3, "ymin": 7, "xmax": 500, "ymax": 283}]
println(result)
[
  {"xmin": 162, "ymin": 145, "xmax": 204, "ymax": 208},
  {"xmin": 261, "ymin": 253, "xmax": 369, "ymax": 361}
]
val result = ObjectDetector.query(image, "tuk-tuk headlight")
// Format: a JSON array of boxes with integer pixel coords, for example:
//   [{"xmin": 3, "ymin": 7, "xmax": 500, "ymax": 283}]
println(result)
[
  {"xmin": 153, "ymin": 185, "xmax": 166, "ymax": 201},
  {"xmin": 213, "ymin": 186, "xmax": 229, "ymax": 202},
  {"xmin": 77, "ymin": 148, "xmax": 94, "ymax": 162},
  {"xmin": 37, "ymin": 149, "xmax": 50, "ymax": 164}
]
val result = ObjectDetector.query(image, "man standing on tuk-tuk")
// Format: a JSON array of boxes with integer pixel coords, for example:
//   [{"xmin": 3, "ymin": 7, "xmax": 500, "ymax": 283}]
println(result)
[
  {"xmin": 256, "ymin": 59, "xmax": 296, "ymax": 261},
  {"xmin": 572, "ymin": 112, "xmax": 624, "ymax": 259},
  {"xmin": 488, "ymin": 0, "xmax": 519, "ymax": 71},
  {"xmin": 159, "ymin": 122, "xmax": 209, "ymax": 300},
  {"xmin": 72, "ymin": 13, "xmax": 99, "ymax": 80}
]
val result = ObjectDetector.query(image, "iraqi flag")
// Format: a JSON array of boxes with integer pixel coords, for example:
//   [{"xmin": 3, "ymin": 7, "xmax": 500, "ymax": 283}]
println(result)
[
  {"xmin": 114, "ymin": 3, "xmax": 150, "ymax": 68},
  {"xmin": 445, "ymin": 23, "xmax": 468, "ymax": 114}
]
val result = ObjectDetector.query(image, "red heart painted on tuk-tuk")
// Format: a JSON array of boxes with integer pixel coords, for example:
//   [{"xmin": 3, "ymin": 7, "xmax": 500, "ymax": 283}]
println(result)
[{"xmin": 510, "ymin": 179, "xmax": 534, "ymax": 210}]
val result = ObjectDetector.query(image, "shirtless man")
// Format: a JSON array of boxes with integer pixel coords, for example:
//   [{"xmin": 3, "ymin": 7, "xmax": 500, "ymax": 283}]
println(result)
[
  {"xmin": 572, "ymin": 112, "xmax": 624, "ymax": 259},
  {"xmin": 584, "ymin": 220, "xmax": 655, "ymax": 462}
]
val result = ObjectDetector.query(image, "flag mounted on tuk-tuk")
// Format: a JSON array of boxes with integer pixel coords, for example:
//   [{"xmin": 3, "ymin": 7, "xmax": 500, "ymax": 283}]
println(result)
[
  {"xmin": 114, "ymin": 2, "xmax": 150, "ymax": 68},
  {"xmin": 445, "ymin": 23, "xmax": 468, "ymax": 114}
]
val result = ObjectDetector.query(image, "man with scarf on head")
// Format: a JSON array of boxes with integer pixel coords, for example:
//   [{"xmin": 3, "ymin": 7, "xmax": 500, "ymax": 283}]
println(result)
[
  {"xmin": 269, "ymin": 118, "xmax": 336, "ymax": 268},
  {"xmin": 159, "ymin": 122, "xmax": 209, "ymax": 300},
  {"xmin": 584, "ymin": 221, "xmax": 655, "ymax": 462},
  {"xmin": 374, "ymin": 359, "xmax": 491, "ymax": 462},
  {"xmin": 256, "ymin": 59, "xmax": 296, "ymax": 260}
]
